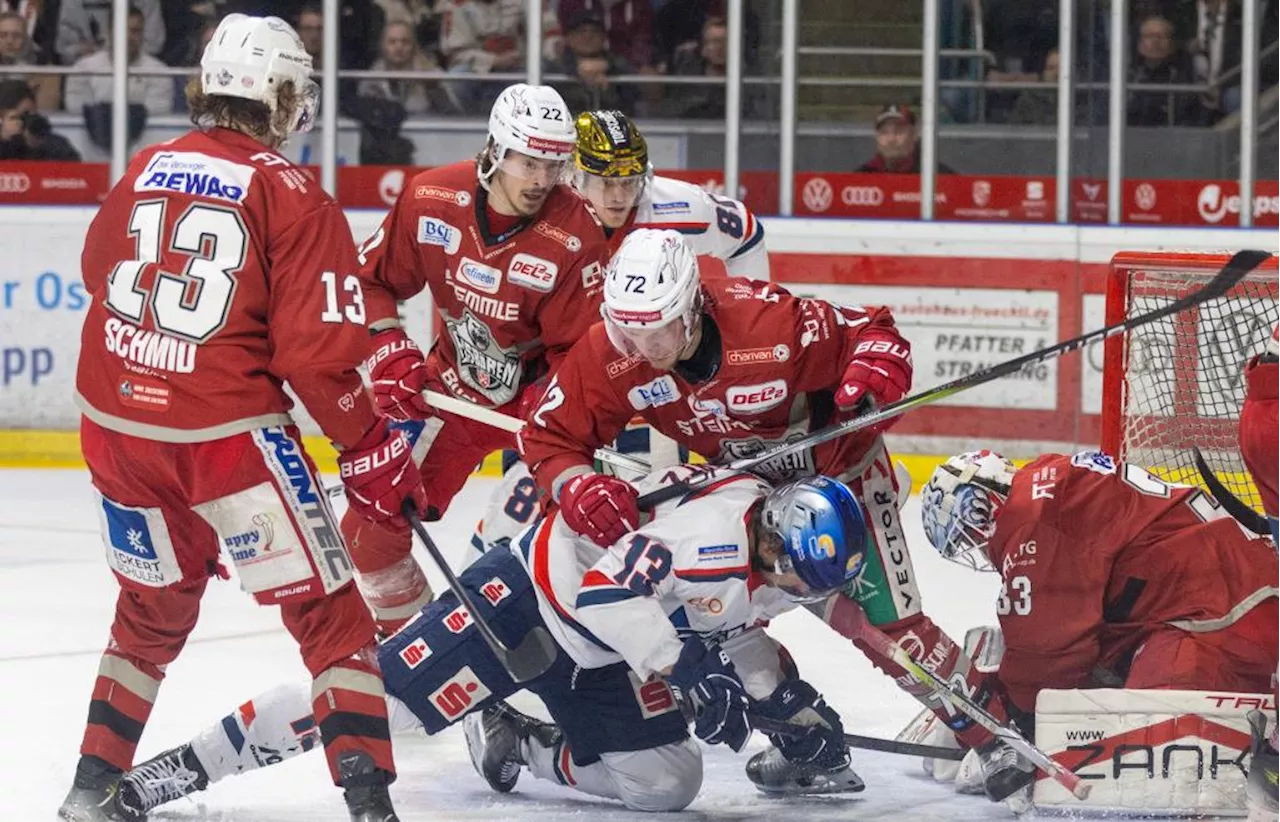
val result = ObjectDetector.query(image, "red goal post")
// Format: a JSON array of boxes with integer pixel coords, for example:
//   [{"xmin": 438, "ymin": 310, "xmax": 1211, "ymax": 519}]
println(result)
[{"xmin": 1100, "ymin": 251, "xmax": 1279, "ymax": 512}]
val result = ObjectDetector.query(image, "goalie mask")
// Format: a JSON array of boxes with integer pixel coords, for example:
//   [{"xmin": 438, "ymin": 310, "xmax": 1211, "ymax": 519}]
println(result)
[
  {"xmin": 760, "ymin": 476, "xmax": 868, "ymax": 603},
  {"xmin": 602, "ymin": 228, "xmax": 702, "ymax": 368},
  {"xmin": 920, "ymin": 450, "xmax": 1017, "ymax": 571},
  {"xmin": 573, "ymin": 110, "xmax": 651, "ymax": 226}
]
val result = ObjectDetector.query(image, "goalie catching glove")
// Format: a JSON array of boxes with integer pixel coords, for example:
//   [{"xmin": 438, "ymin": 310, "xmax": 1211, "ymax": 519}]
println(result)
[{"xmin": 667, "ymin": 639, "xmax": 752, "ymax": 752}]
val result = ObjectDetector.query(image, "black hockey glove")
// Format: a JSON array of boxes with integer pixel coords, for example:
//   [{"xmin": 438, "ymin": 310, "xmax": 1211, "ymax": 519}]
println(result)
[
  {"xmin": 975, "ymin": 738, "xmax": 1035, "ymax": 802},
  {"xmin": 756, "ymin": 679, "xmax": 851, "ymax": 770},
  {"xmin": 668, "ymin": 639, "xmax": 752, "ymax": 752}
]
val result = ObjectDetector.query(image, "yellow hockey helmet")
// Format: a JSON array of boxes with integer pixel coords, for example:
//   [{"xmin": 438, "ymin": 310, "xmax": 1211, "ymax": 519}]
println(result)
[{"xmin": 574, "ymin": 110, "xmax": 649, "ymax": 178}]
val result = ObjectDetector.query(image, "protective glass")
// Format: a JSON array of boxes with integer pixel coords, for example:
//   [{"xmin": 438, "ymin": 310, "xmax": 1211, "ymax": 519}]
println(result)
[
  {"xmin": 574, "ymin": 170, "xmax": 647, "ymax": 209},
  {"xmin": 499, "ymin": 151, "xmax": 568, "ymax": 187},
  {"xmin": 293, "ymin": 78, "xmax": 320, "ymax": 133},
  {"xmin": 603, "ymin": 312, "xmax": 687, "ymax": 362}
]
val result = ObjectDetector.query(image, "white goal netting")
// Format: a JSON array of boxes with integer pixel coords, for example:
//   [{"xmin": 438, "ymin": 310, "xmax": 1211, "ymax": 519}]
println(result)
[{"xmin": 1105, "ymin": 254, "xmax": 1278, "ymax": 514}]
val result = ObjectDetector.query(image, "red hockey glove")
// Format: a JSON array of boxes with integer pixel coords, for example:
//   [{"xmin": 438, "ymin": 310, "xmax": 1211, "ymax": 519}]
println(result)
[
  {"xmin": 835, "ymin": 327, "xmax": 913, "ymax": 417},
  {"xmin": 366, "ymin": 328, "xmax": 433, "ymax": 422},
  {"xmin": 559, "ymin": 472, "xmax": 639, "ymax": 547},
  {"xmin": 339, "ymin": 423, "xmax": 427, "ymax": 531}
]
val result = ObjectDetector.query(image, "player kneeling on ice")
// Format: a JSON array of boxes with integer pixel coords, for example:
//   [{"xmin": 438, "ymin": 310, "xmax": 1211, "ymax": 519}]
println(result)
[
  {"xmin": 520, "ymin": 227, "xmax": 1017, "ymax": 781},
  {"xmin": 911, "ymin": 448, "xmax": 1278, "ymax": 814},
  {"xmin": 120, "ymin": 469, "xmax": 868, "ymax": 813}
]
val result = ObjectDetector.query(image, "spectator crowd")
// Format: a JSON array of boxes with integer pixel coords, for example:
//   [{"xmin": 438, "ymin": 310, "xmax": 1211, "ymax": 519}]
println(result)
[
  {"xmin": 0, "ymin": 0, "xmax": 1272, "ymax": 164},
  {"xmin": 0, "ymin": 1, "xmax": 762, "ymax": 152},
  {"xmin": 951, "ymin": 0, "xmax": 1278, "ymax": 126}
]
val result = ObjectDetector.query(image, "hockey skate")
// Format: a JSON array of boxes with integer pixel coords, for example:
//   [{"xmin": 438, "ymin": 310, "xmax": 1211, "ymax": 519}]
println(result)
[
  {"xmin": 57, "ymin": 756, "xmax": 145, "ymax": 822},
  {"xmin": 745, "ymin": 744, "xmax": 865, "ymax": 796},
  {"xmin": 463, "ymin": 700, "xmax": 563, "ymax": 793},
  {"xmin": 1247, "ymin": 709, "xmax": 1279, "ymax": 821},
  {"xmin": 338, "ymin": 750, "xmax": 400, "ymax": 822},
  {"xmin": 118, "ymin": 744, "xmax": 209, "ymax": 813}
]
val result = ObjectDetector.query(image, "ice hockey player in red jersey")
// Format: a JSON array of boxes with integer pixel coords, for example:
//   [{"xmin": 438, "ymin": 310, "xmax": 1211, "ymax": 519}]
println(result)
[
  {"xmin": 1241, "ymin": 324, "xmax": 1278, "ymax": 536},
  {"xmin": 1240, "ymin": 323, "xmax": 1278, "ymax": 821},
  {"xmin": 518, "ymin": 227, "xmax": 1010, "ymax": 790},
  {"xmin": 921, "ymin": 448, "xmax": 1279, "ymax": 802},
  {"xmin": 349, "ymin": 83, "xmax": 610, "ymax": 632},
  {"xmin": 61, "ymin": 14, "xmax": 425, "ymax": 822}
]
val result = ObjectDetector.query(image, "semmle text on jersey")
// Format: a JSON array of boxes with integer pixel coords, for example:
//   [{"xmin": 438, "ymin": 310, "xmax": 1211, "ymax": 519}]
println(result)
[{"xmin": 134, "ymin": 151, "xmax": 255, "ymax": 203}]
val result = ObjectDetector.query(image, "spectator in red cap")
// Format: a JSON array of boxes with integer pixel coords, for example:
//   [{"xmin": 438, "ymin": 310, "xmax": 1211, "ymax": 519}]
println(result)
[{"xmin": 856, "ymin": 103, "xmax": 956, "ymax": 173}]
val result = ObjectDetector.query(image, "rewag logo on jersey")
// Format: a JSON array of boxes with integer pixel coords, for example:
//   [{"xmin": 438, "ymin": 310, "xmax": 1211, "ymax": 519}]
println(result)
[
  {"xmin": 726, "ymin": 380, "xmax": 788, "ymax": 414},
  {"xmin": 455, "ymin": 258, "xmax": 502, "ymax": 294},
  {"xmin": 135, "ymin": 151, "xmax": 254, "ymax": 203},
  {"xmin": 628, "ymin": 376, "xmax": 679, "ymax": 410},
  {"xmin": 507, "ymin": 253, "xmax": 559, "ymax": 292},
  {"xmin": 417, "ymin": 217, "xmax": 461, "ymax": 254}
]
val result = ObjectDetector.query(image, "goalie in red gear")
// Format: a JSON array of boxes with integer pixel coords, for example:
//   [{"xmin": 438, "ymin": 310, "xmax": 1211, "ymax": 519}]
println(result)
[
  {"xmin": 1240, "ymin": 323, "xmax": 1278, "ymax": 538},
  {"xmin": 347, "ymin": 82, "xmax": 610, "ymax": 633},
  {"xmin": 519, "ymin": 228, "xmax": 1005, "ymax": 766},
  {"xmin": 920, "ymin": 448, "xmax": 1279, "ymax": 800},
  {"xmin": 61, "ymin": 14, "xmax": 424, "ymax": 822}
]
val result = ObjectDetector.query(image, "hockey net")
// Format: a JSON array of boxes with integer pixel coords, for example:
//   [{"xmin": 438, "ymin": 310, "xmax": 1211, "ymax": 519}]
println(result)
[{"xmin": 1101, "ymin": 251, "xmax": 1279, "ymax": 514}]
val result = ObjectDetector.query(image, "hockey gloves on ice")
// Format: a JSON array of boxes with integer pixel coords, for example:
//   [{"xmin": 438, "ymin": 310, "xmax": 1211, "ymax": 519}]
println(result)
[
  {"xmin": 835, "ymin": 327, "xmax": 913, "ymax": 422},
  {"xmin": 756, "ymin": 679, "xmax": 851, "ymax": 770},
  {"xmin": 366, "ymin": 328, "xmax": 433, "ymax": 421},
  {"xmin": 668, "ymin": 639, "xmax": 752, "ymax": 752},
  {"xmin": 339, "ymin": 422, "xmax": 428, "ymax": 530},
  {"xmin": 559, "ymin": 472, "xmax": 639, "ymax": 548}
]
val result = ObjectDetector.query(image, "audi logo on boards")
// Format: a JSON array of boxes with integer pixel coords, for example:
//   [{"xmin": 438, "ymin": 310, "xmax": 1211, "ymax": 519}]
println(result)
[
  {"xmin": 841, "ymin": 186, "xmax": 884, "ymax": 207},
  {"xmin": 0, "ymin": 172, "xmax": 31, "ymax": 193}
]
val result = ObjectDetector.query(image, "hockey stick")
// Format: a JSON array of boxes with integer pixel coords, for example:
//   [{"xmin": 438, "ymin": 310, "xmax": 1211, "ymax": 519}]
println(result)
[
  {"xmin": 402, "ymin": 502, "xmax": 557, "ymax": 683},
  {"xmin": 637, "ymin": 249, "xmax": 1272, "ymax": 509},
  {"xmin": 748, "ymin": 714, "xmax": 966, "ymax": 761},
  {"xmin": 1191, "ymin": 446, "xmax": 1269, "ymax": 536},
  {"xmin": 849, "ymin": 611, "xmax": 1091, "ymax": 800},
  {"xmin": 422, "ymin": 388, "xmax": 653, "ymax": 476}
]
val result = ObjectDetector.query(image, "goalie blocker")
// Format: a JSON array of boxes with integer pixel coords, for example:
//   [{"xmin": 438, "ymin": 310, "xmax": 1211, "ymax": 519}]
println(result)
[{"xmin": 1034, "ymin": 688, "xmax": 1273, "ymax": 817}]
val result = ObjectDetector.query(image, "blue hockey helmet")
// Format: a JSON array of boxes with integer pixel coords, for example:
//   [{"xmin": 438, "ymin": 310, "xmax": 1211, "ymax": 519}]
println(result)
[
  {"xmin": 761, "ymin": 476, "xmax": 868, "ymax": 601},
  {"xmin": 920, "ymin": 450, "xmax": 1017, "ymax": 571}
]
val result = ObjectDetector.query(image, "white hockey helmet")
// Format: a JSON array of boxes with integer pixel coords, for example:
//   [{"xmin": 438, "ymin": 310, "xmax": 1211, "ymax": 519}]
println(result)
[
  {"xmin": 200, "ymin": 14, "xmax": 319, "ymax": 136},
  {"xmin": 602, "ymin": 228, "xmax": 702, "ymax": 361},
  {"xmin": 920, "ymin": 450, "xmax": 1018, "ymax": 571},
  {"xmin": 481, "ymin": 84, "xmax": 576, "ymax": 186}
]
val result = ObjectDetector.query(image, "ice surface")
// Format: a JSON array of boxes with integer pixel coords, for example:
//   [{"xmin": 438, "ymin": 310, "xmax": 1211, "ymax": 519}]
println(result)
[{"xmin": 2, "ymin": 468, "xmax": 1024, "ymax": 820}]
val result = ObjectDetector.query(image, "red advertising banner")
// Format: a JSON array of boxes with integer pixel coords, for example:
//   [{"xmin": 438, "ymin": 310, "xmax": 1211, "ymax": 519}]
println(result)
[
  {"xmin": 0, "ymin": 161, "xmax": 1272, "ymax": 228},
  {"xmin": 0, "ymin": 162, "xmax": 108, "ymax": 205}
]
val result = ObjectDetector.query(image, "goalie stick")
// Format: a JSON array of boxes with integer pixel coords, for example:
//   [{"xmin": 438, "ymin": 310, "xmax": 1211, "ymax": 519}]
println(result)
[
  {"xmin": 1191, "ymin": 446, "xmax": 1270, "ymax": 536},
  {"xmin": 637, "ymin": 248, "xmax": 1273, "ymax": 509},
  {"xmin": 845, "ymin": 607, "xmax": 1091, "ymax": 799},
  {"xmin": 402, "ymin": 502, "xmax": 557, "ymax": 683}
]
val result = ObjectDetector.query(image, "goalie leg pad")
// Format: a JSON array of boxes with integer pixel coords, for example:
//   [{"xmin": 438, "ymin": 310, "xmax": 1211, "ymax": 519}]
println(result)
[{"xmin": 1034, "ymin": 687, "xmax": 1271, "ymax": 817}]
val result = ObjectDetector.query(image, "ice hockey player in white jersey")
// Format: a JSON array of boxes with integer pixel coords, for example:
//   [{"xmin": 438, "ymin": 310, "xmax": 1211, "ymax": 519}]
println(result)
[
  {"xmin": 573, "ymin": 109, "xmax": 768, "ymax": 280},
  {"xmin": 118, "ymin": 469, "xmax": 869, "ymax": 813}
]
